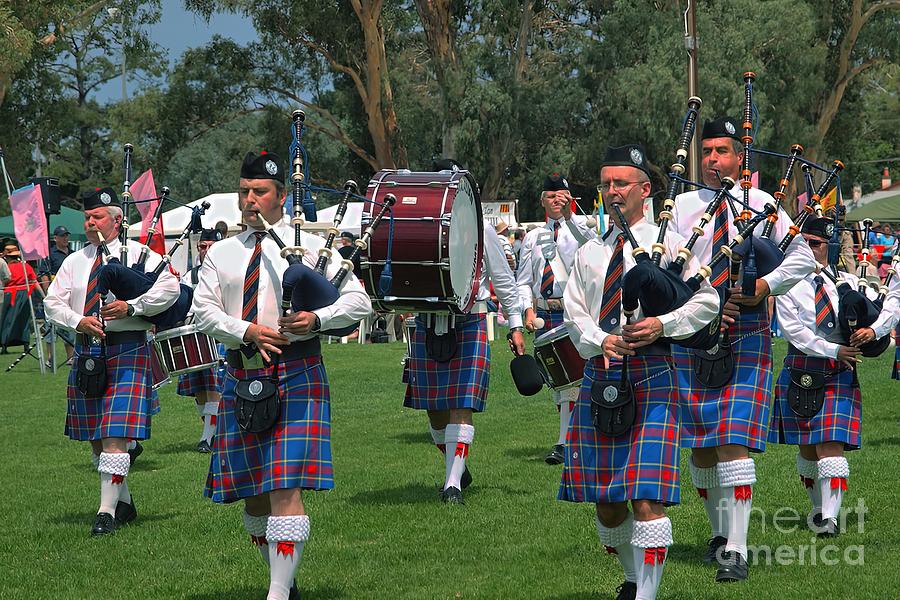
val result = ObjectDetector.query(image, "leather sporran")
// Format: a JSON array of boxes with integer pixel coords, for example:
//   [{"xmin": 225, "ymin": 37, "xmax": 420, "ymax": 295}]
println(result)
[
  {"xmin": 786, "ymin": 369, "xmax": 826, "ymax": 418},
  {"xmin": 234, "ymin": 378, "xmax": 280, "ymax": 433},
  {"xmin": 590, "ymin": 379, "xmax": 636, "ymax": 437},
  {"xmin": 75, "ymin": 354, "xmax": 107, "ymax": 398},
  {"xmin": 425, "ymin": 327, "xmax": 457, "ymax": 363},
  {"xmin": 691, "ymin": 340, "xmax": 734, "ymax": 389}
]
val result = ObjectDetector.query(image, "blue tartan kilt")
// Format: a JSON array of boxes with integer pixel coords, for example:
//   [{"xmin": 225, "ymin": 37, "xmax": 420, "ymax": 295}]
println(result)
[
  {"xmin": 403, "ymin": 314, "xmax": 490, "ymax": 412},
  {"xmin": 675, "ymin": 310, "xmax": 773, "ymax": 452},
  {"xmin": 769, "ymin": 354, "xmax": 861, "ymax": 449},
  {"xmin": 204, "ymin": 356, "xmax": 333, "ymax": 503},
  {"xmin": 559, "ymin": 355, "xmax": 681, "ymax": 506},
  {"xmin": 65, "ymin": 341, "xmax": 154, "ymax": 441}
]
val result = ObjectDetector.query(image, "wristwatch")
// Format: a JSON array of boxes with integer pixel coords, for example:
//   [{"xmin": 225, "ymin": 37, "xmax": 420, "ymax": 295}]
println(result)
[
  {"xmin": 126, "ymin": 303, "xmax": 135, "ymax": 317},
  {"xmin": 312, "ymin": 315, "xmax": 321, "ymax": 332},
  {"xmin": 509, "ymin": 326, "xmax": 524, "ymax": 333}
]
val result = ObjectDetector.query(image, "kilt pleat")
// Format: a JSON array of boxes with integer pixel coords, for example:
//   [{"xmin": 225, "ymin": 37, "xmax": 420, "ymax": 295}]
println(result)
[
  {"xmin": 675, "ymin": 310, "xmax": 773, "ymax": 451},
  {"xmin": 65, "ymin": 341, "xmax": 154, "ymax": 441},
  {"xmin": 403, "ymin": 315, "xmax": 491, "ymax": 412},
  {"xmin": 559, "ymin": 355, "xmax": 681, "ymax": 506},
  {"xmin": 769, "ymin": 354, "xmax": 861, "ymax": 449},
  {"xmin": 204, "ymin": 355, "xmax": 333, "ymax": 503}
]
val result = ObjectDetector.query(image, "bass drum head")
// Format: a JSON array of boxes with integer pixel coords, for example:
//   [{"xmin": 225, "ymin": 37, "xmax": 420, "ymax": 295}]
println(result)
[{"xmin": 448, "ymin": 174, "xmax": 484, "ymax": 312}]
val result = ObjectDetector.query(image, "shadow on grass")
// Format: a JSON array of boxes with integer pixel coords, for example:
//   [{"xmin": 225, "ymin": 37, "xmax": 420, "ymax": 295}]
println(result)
[
  {"xmin": 390, "ymin": 431, "xmax": 431, "ymax": 445},
  {"xmin": 662, "ymin": 541, "xmax": 707, "ymax": 564},
  {"xmin": 866, "ymin": 436, "xmax": 900, "ymax": 447},
  {"xmin": 348, "ymin": 483, "xmax": 486, "ymax": 505},
  {"xmin": 50, "ymin": 510, "xmax": 179, "ymax": 527},
  {"xmin": 504, "ymin": 444, "xmax": 555, "ymax": 461},
  {"xmin": 188, "ymin": 585, "xmax": 346, "ymax": 599},
  {"xmin": 151, "ymin": 442, "xmax": 209, "ymax": 456}
]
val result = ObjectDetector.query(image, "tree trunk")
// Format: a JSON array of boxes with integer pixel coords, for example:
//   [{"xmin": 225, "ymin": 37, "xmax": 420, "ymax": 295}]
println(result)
[{"xmin": 415, "ymin": 0, "xmax": 461, "ymax": 160}]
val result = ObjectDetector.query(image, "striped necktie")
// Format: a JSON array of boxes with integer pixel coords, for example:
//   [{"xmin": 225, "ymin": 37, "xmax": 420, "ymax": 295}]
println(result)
[
  {"xmin": 540, "ymin": 221, "xmax": 561, "ymax": 299},
  {"xmin": 710, "ymin": 201, "xmax": 729, "ymax": 288},
  {"xmin": 242, "ymin": 232, "xmax": 266, "ymax": 324},
  {"xmin": 813, "ymin": 275, "xmax": 836, "ymax": 335},
  {"xmin": 597, "ymin": 234, "xmax": 625, "ymax": 333},
  {"xmin": 83, "ymin": 253, "xmax": 103, "ymax": 317}
]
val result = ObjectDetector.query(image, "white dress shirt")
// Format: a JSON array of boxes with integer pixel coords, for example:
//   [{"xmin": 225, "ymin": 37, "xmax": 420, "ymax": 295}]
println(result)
[
  {"xmin": 191, "ymin": 218, "xmax": 372, "ymax": 349},
  {"xmin": 868, "ymin": 260, "xmax": 900, "ymax": 339},
  {"xmin": 670, "ymin": 184, "xmax": 815, "ymax": 295},
  {"xmin": 516, "ymin": 215, "xmax": 596, "ymax": 304},
  {"xmin": 477, "ymin": 220, "xmax": 523, "ymax": 329},
  {"xmin": 45, "ymin": 238, "xmax": 180, "ymax": 332},
  {"xmin": 563, "ymin": 219, "xmax": 720, "ymax": 360}
]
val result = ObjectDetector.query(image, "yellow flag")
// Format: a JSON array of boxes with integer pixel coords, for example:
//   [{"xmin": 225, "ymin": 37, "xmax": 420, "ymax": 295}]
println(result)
[{"xmin": 820, "ymin": 186, "xmax": 838, "ymax": 213}]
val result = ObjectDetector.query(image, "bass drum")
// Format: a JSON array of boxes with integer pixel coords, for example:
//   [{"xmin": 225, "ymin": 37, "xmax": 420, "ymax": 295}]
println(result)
[{"xmin": 362, "ymin": 169, "xmax": 484, "ymax": 314}]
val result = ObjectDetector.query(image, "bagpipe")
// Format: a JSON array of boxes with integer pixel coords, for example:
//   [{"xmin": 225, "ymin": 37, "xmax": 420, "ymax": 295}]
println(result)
[
  {"xmin": 95, "ymin": 188, "xmax": 209, "ymax": 331},
  {"xmin": 258, "ymin": 110, "xmax": 396, "ymax": 338}
]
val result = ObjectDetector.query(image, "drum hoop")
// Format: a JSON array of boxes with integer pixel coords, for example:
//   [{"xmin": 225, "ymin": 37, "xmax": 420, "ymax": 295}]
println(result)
[
  {"xmin": 534, "ymin": 324, "xmax": 570, "ymax": 346},
  {"xmin": 154, "ymin": 323, "xmax": 202, "ymax": 341}
]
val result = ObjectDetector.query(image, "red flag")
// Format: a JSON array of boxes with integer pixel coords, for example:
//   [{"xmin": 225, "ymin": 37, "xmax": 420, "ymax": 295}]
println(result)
[
  {"xmin": 9, "ymin": 184, "xmax": 49, "ymax": 260},
  {"xmin": 131, "ymin": 169, "xmax": 166, "ymax": 256}
]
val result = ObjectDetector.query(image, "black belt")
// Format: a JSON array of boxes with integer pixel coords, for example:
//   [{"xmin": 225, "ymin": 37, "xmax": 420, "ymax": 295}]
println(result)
[
  {"xmin": 226, "ymin": 338, "xmax": 322, "ymax": 369},
  {"xmin": 634, "ymin": 341, "xmax": 672, "ymax": 356},
  {"xmin": 739, "ymin": 301, "xmax": 768, "ymax": 314},
  {"xmin": 77, "ymin": 330, "xmax": 147, "ymax": 346}
]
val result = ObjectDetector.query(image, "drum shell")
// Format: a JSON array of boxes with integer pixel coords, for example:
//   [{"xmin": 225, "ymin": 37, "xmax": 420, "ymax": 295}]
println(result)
[
  {"xmin": 153, "ymin": 324, "xmax": 219, "ymax": 377},
  {"xmin": 149, "ymin": 346, "xmax": 171, "ymax": 391},
  {"xmin": 362, "ymin": 170, "xmax": 483, "ymax": 314},
  {"xmin": 534, "ymin": 325, "xmax": 586, "ymax": 390}
]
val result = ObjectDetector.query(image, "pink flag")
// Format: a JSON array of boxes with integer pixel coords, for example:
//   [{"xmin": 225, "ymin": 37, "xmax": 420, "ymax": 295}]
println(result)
[
  {"xmin": 751, "ymin": 171, "xmax": 759, "ymax": 188},
  {"xmin": 131, "ymin": 169, "xmax": 166, "ymax": 256},
  {"xmin": 9, "ymin": 184, "xmax": 49, "ymax": 260},
  {"xmin": 796, "ymin": 192, "xmax": 808, "ymax": 213}
]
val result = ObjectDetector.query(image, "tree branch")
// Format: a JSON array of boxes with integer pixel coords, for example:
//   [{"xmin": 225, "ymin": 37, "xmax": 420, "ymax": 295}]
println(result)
[{"xmin": 38, "ymin": 1, "xmax": 107, "ymax": 47}]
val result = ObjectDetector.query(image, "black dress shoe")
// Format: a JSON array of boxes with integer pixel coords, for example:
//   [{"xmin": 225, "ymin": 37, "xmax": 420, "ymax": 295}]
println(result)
[
  {"xmin": 614, "ymin": 581, "xmax": 637, "ymax": 600},
  {"xmin": 288, "ymin": 582, "xmax": 301, "ymax": 599},
  {"xmin": 128, "ymin": 441, "xmax": 143, "ymax": 466},
  {"xmin": 460, "ymin": 466, "xmax": 472, "ymax": 489},
  {"xmin": 715, "ymin": 550, "xmax": 749, "ymax": 582},
  {"xmin": 91, "ymin": 512, "xmax": 117, "ymax": 536},
  {"xmin": 441, "ymin": 486, "xmax": 464, "ymax": 504},
  {"xmin": 703, "ymin": 536, "xmax": 727, "ymax": 564},
  {"xmin": 197, "ymin": 439, "xmax": 212, "ymax": 454},
  {"xmin": 816, "ymin": 517, "xmax": 839, "ymax": 537},
  {"xmin": 115, "ymin": 499, "xmax": 137, "ymax": 526},
  {"xmin": 545, "ymin": 444, "xmax": 565, "ymax": 465}
]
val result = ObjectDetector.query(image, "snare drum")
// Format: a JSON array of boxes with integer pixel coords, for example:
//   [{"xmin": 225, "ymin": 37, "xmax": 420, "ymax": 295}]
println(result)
[
  {"xmin": 534, "ymin": 325, "xmax": 586, "ymax": 390},
  {"xmin": 362, "ymin": 169, "xmax": 484, "ymax": 314},
  {"xmin": 149, "ymin": 345, "xmax": 171, "ymax": 390},
  {"xmin": 153, "ymin": 324, "xmax": 219, "ymax": 377}
]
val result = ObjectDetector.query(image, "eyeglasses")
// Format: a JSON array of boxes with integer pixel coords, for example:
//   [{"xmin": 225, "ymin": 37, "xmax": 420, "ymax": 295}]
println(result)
[
  {"xmin": 807, "ymin": 240, "xmax": 826, "ymax": 248},
  {"xmin": 597, "ymin": 180, "xmax": 644, "ymax": 194}
]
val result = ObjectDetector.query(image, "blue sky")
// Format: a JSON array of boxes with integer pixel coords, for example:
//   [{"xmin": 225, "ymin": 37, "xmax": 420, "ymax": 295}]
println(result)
[{"xmin": 96, "ymin": 0, "xmax": 256, "ymax": 102}]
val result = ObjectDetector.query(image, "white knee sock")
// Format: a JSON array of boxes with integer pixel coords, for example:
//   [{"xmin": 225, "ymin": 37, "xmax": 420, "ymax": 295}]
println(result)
[
  {"xmin": 97, "ymin": 452, "xmax": 130, "ymax": 515},
  {"xmin": 201, "ymin": 401, "xmax": 219, "ymax": 443},
  {"xmin": 596, "ymin": 513, "xmax": 635, "ymax": 583},
  {"xmin": 243, "ymin": 511, "xmax": 271, "ymax": 567},
  {"xmin": 717, "ymin": 458, "xmax": 756, "ymax": 559},
  {"xmin": 631, "ymin": 516, "xmax": 672, "ymax": 600},
  {"xmin": 796, "ymin": 454, "xmax": 820, "ymax": 520},
  {"xmin": 689, "ymin": 458, "xmax": 725, "ymax": 538},
  {"xmin": 444, "ymin": 424, "xmax": 475, "ymax": 491},
  {"xmin": 429, "ymin": 426, "xmax": 446, "ymax": 455},
  {"xmin": 817, "ymin": 456, "xmax": 849, "ymax": 522},
  {"xmin": 266, "ymin": 515, "xmax": 310, "ymax": 600}
]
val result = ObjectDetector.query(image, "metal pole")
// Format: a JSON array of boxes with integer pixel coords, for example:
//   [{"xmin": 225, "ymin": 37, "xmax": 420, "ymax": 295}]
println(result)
[
  {"xmin": 684, "ymin": 0, "xmax": 701, "ymax": 187},
  {"xmin": 121, "ymin": 10, "xmax": 127, "ymax": 101},
  {"xmin": 21, "ymin": 262, "xmax": 46, "ymax": 374},
  {"xmin": 0, "ymin": 146, "xmax": 13, "ymax": 198}
]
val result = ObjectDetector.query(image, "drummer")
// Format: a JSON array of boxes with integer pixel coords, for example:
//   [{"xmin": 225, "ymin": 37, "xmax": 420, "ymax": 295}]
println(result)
[
  {"xmin": 44, "ymin": 187, "xmax": 180, "ymax": 536},
  {"xmin": 176, "ymin": 228, "xmax": 226, "ymax": 453},
  {"xmin": 403, "ymin": 158, "xmax": 526, "ymax": 505},
  {"xmin": 516, "ymin": 174, "xmax": 596, "ymax": 464}
]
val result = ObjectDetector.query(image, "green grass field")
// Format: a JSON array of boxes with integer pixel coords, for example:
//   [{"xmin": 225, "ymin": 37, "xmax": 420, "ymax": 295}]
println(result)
[{"xmin": 1, "ymin": 337, "xmax": 897, "ymax": 599}]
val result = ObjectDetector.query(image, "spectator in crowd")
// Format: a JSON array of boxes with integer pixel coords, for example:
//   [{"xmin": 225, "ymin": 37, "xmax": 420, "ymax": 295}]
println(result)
[
  {"xmin": 47, "ymin": 226, "xmax": 73, "ymax": 274},
  {"xmin": 495, "ymin": 220, "xmax": 516, "ymax": 271}
]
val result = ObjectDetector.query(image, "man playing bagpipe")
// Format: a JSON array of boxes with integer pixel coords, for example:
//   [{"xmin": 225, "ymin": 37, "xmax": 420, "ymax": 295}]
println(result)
[
  {"xmin": 516, "ymin": 173, "xmax": 596, "ymax": 465},
  {"xmin": 561, "ymin": 144, "xmax": 721, "ymax": 600},
  {"xmin": 192, "ymin": 151, "xmax": 371, "ymax": 599},
  {"xmin": 44, "ymin": 187, "xmax": 180, "ymax": 536},
  {"xmin": 669, "ymin": 116, "xmax": 816, "ymax": 581},
  {"xmin": 404, "ymin": 158, "xmax": 526, "ymax": 505},
  {"xmin": 770, "ymin": 217, "xmax": 900, "ymax": 536},
  {"xmin": 177, "ymin": 228, "xmax": 226, "ymax": 453}
]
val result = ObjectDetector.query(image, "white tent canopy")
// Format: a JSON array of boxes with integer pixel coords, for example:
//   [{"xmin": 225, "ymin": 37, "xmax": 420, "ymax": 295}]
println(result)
[{"xmin": 303, "ymin": 201, "xmax": 365, "ymax": 236}]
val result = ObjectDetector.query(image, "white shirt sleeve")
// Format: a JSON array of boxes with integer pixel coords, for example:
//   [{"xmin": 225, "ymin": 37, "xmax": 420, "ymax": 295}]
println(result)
[
  {"xmin": 564, "ymin": 250, "xmax": 608, "ymax": 359},
  {"xmin": 564, "ymin": 216, "xmax": 596, "ymax": 247},
  {"xmin": 191, "ymin": 249, "xmax": 250, "ymax": 348},
  {"xmin": 483, "ymin": 222, "xmax": 523, "ymax": 328},
  {"xmin": 763, "ymin": 209, "xmax": 816, "ymax": 295},
  {"xmin": 776, "ymin": 289, "xmax": 841, "ymax": 359},
  {"xmin": 128, "ymin": 250, "xmax": 180, "ymax": 317},
  {"xmin": 869, "ymin": 262, "xmax": 900, "ymax": 338},
  {"xmin": 44, "ymin": 258, "xmax": 82, "ymax": 331},
  {"xmin": 515, "ymin": 234, "xmax": 537, "ymax": 310}
]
